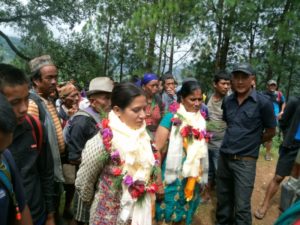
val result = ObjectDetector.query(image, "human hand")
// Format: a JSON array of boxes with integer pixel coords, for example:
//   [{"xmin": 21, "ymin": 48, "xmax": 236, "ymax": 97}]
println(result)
[
  {"xmin": 156, "ymin": 184, "xmax": 165, "ymax": 202},
  {"xmin": 45, "ymin": 213, "xmax": 55, "ymax": 225},
  {"xmin": 277, "ymin": 111, "xmax": 284, "ymax": 120}
]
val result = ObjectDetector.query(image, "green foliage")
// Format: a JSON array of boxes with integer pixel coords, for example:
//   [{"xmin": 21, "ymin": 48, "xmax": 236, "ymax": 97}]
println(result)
[{"xmin": 0, "ymin": 0, "xmax": 299, "ymax": 97}]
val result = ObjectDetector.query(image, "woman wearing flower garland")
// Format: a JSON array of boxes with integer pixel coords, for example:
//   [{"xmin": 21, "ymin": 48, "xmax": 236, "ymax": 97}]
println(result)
[
  {"xmin": 75, "ymin": 82, "xmax": 160, "ymax": 225},
  {"xmin": 155, "ymin": 80, "xmax": 209, "ymax": 225}
]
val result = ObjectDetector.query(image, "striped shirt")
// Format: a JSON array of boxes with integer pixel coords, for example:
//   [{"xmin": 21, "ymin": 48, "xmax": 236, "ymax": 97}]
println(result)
[{"xmin": 28, "ymin": 98, "xmax": 65, "ymax": 154}]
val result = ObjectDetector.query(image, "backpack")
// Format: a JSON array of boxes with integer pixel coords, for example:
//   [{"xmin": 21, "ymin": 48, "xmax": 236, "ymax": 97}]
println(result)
[
  {"xmin": 0, "ymin": 152, "xmax": 21, "ymax": 221},
  {"xmin": 24, "ymin": 114, "xmax": 43, "ymax": 151},
  {"xmin": 63, "ymin": 109, "xmax": 100, "ymax": 145}
]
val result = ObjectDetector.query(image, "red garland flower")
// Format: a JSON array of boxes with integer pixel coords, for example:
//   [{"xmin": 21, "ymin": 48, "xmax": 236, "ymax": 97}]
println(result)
[
  {"xmin": 100, "ymin": 118, "xmax": 159, "ymax": 200},
  {"xmin": 112, "ymin": 167, "xmax": 122, "ymax": 176},
  {"xmin": 171, "ymin": 117, "xmax": 182, "ymax": 126},
  {"xmin": 128, "ymin": 180, "xmax": 146, "ymax": 199},
  {"xmin": 146, "ymin": 183, "xmax": 158, "ymax": 193},
  {"xmin": 102, "ymin": 118, "xmax": 110, "ymax": 129},
  {"xmin": 179, "ymin": 125, "xmax": 212, "ymax": 142},
  {"xmin": 169, "ymin": 102, "xmax": 180, "ymax": 113},
  {"xmin": 180, "ymin": 125, "xmax": 192, "ymax": 137}
]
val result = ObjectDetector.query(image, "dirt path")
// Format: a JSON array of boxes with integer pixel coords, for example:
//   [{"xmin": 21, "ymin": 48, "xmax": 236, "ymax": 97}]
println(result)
[{"xmin": 195, "ymin": 153, "xmax": 282, "ymax": 225}]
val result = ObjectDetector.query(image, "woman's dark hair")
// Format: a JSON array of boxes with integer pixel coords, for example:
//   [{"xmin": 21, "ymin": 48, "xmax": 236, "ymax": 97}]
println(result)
[
  {"xmin": 111, "ymin": 82, "xmax": 145, "ymax": 110},
  {"xmin": 178, "ymin": 80, "xmax": 201, "ymax": 100},
  {"xmin": 0, "ymin": 93, "xmax": 17, "ymax": 133}
]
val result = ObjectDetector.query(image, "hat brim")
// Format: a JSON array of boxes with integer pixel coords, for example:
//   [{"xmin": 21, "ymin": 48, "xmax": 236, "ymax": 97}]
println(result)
[
  {"xmin": 232, "ymin": 69, "xmax": 253, "ymax": 76},
  {"xmin": 86, "ymin": 90, "xmax": 112, "ymax": 97}
]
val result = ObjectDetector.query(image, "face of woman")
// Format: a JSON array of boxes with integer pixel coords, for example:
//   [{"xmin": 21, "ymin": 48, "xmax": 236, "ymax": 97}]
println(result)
[
  {"xmin": 143, "ymin": 80, "xmax": 159, "ymax": 97},
  {"xmin": 114, "ymin": 95, "xmax": 147, "ymax": 129},
  {"xmin": 181, "ymin": 89, "xmax": 203, "ymax": 112}
]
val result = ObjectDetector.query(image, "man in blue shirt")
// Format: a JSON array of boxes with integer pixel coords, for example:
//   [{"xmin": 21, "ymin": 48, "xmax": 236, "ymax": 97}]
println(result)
[
  {"xmin": 215, "ymin": 63, "xmax": 276, "ymax": 225},
  {"xmin": 263, "ymin": 79, "xmax": 286, "ymax": 160}
]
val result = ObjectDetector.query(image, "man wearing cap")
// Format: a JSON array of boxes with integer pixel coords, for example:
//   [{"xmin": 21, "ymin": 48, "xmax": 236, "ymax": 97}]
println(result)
[
  {"xmin": 215, "ymin": 63, "xmax": 276, "ymax": 225},
  {"xmin": 68, "ymin": 77, "xmax": 113, "ymax": 225},
  {"xmin": 28, "ymin": 55, "xmax": 65, "ymax": 222},
  {"xmin": 57, "ymin": 82, "xmax": 80, "ymax": 127},
  {"xmin": 263, "ymin": 79, "xmax": 286, "ymax": 161},
  {"xmin": 56, "ymin": 82, "xmax": 80, "ymax": 220}
]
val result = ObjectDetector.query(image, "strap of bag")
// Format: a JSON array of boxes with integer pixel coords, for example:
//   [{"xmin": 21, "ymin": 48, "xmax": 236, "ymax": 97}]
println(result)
[
  {"xmin": 25, "ymin": 114, "xmax": 43, "ymax": 151},
  {"xmin": 0, "ymin": 157, "xmax": 21, "ymax": 220}
]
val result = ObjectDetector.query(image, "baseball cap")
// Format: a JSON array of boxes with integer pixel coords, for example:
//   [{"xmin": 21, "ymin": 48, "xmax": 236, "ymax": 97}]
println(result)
[
  {"xmin": 232, "ymin": 63, "xmax": 255, "ymax": 76},
  {"xmin": 267, "ymin": 79, "xmax": 277, "ymax": 85}
]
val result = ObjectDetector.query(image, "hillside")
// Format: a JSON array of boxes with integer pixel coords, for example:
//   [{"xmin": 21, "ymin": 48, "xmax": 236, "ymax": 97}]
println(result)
[{"xmin": 0, "ymin": 36, "xmax": 22, "ymax": 62}]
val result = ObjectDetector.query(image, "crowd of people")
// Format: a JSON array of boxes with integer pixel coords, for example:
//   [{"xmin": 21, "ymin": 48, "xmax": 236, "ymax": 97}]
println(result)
[{"xmin": 0, "ymin": 55, "xmax": 299, "ymax": 225}]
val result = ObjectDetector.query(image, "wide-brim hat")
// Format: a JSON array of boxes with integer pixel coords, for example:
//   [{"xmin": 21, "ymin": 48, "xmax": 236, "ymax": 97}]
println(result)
[
  {"xmin": 86, "ymin": 77, "xmax": 113, "ymax": 97},
  {"xmin": 232, "ymin": 63, "xmax": 255, "ymax": 76}
]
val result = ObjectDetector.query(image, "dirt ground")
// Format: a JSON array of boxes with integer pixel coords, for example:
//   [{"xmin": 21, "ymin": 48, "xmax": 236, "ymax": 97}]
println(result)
[{"xmin": 195, "ymin": 148, "xmax": 283, "ymax": 225}]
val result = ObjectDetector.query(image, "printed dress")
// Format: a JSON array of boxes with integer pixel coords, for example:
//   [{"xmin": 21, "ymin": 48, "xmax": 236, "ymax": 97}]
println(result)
[{"xmin": 155, "ymin": 113, "xmax": 203, "ymax": 225}]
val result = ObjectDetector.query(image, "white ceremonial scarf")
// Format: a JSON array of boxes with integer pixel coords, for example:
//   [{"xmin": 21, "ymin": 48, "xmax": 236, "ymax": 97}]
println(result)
[
  {"xmin": 108, "ymin": 111, "xmax": 155, "ymax": 225},
  {"xmin": 164, "ymin": 104, "xmax": 208, "ymax": 184}
]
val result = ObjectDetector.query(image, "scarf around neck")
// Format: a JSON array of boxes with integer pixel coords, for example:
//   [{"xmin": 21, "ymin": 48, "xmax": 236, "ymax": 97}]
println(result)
[
  {"xmin": 165, "ymin": 103, "xmax": 208, "ymax": 184},
  {"xmin": 108, "ymin": 111, "xmax": 155, "ymax": 225}
]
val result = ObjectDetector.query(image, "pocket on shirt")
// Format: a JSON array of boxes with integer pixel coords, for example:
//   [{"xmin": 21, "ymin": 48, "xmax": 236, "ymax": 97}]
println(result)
[{"xmin": 240, "ymin": 108, "xmax": 259, "ymax": 127}]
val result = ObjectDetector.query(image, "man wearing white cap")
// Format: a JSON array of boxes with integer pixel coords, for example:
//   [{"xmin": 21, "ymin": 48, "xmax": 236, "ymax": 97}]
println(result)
[
  {"xmin": 66, "ymin": 77, "xmax": 113, "ymax": 225},
  {"xmin": 263, "ymin": 79, "xmax": 286, "ymax": 161}
]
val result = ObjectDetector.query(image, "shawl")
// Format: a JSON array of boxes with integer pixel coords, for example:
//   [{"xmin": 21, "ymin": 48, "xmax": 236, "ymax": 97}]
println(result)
[
  {"xmin": 108, "ymin": 111, "xmax": 155, "ymax": 225},
  {"xmin": 164, "ymin": 104, "xmax": 208, "ymax": 184}
]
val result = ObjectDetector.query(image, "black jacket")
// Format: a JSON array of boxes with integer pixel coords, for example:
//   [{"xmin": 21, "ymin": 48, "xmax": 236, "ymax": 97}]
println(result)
[
  {"xmin": 67, "ymin": 115, "xmax": 99, "ymax": 161},
  {"xmin": 9, "ymin": 116, "xmax": 55, "ymax": 223},
  {"xmin": 280, "ymin": 96, "xmax": 300, "ymax": 148}
]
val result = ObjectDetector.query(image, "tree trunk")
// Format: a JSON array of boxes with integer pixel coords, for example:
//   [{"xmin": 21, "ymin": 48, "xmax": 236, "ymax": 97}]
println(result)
[
  {"xmin": 162, "ymin": 21, "xmax": 171, "ymax": 74},
  {"xmin": 119, "ymin": 42, "xmax": 124, "ymax": 82},
  {"xmin": 157, "ymin": 19, "xmax": 165, "ymax": 76},
  {"xmin": 215, "ymin": 0, "xmax": 224, "ymax": 70},
  {"xmin": 168, "ymin": 34, "xmax": 175, "ymax": 73},
  {"xmin": 286, "ymin": 60, "xmax": 293, "ymax": 101},
  {"xmin": 266, "ymin": 0, "xmax": 292, "ymax": 79},
  {"xmin": 219, "ymin": 4, "xmax": 236, "ymax": 70},
  {"xmin": 248, "ymin": 11, "xmax": 259, "ymax": 61},
  {"xmin": 145, "ymin": 24, "xmax": 157, "ymax": 72},
  {"xmin": 104, "ymin": 13, "xmax": 113, "ymax": 76}
]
